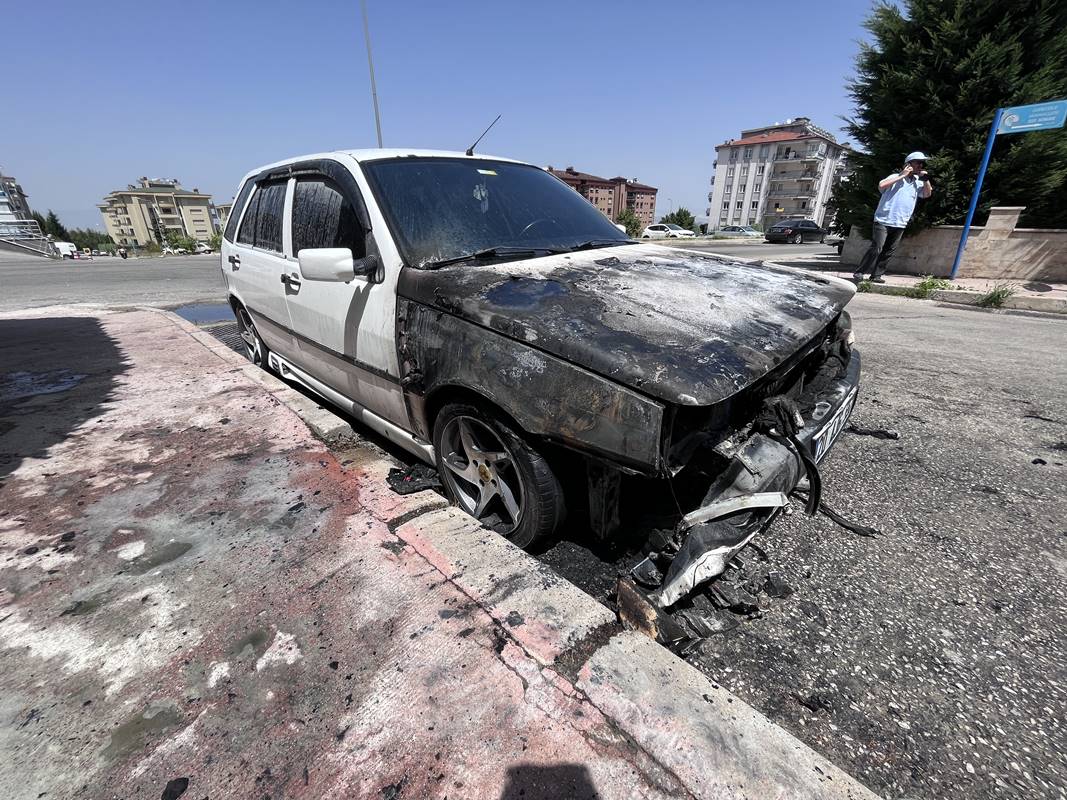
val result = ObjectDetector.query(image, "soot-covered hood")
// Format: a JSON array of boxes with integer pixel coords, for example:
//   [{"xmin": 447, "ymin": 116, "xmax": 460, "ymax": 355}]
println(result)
[{"xmin": 398, "ymin": 244, "xmax": 855, "ymax": 406}]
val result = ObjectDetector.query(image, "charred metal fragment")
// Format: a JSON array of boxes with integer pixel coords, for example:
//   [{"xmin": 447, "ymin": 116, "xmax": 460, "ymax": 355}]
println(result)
[{"xmin": 616, "ymin": 577, "xmax": 689, "ymax": 646}]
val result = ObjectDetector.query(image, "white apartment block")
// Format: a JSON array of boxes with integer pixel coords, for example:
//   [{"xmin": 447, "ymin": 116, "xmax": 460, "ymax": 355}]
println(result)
[{"xmin": 706, "ymin": 117, "xmax": 850, "ymax": 230}]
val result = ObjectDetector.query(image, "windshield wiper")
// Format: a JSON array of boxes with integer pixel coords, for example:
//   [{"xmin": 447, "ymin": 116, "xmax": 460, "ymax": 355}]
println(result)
[
  {"xmin": 567, "ymin": 239, "xmax": 630, "ymax": 252},
  {"xmin": 423, "ymin": 246, "xmax": 567, "ymax": 270}
]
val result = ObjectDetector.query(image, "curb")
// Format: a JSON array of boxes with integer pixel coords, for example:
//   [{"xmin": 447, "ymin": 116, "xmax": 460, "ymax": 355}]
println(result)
[
  {"xmin": 145, "ymin": 306, "xmax": 883, "ymax": 799},
  {"xmin": 930, "ymin": 288, "xmax": 1067, "ymax": 314},
  {"xmin": 849, "ymin": 283, "xmax": 1067, "ymax": 314}
]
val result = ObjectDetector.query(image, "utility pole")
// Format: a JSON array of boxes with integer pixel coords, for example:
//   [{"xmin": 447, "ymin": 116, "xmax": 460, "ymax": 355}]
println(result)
[{"xmin": 360, "ymin": 0, "xmax": 383, "ymax": 147}]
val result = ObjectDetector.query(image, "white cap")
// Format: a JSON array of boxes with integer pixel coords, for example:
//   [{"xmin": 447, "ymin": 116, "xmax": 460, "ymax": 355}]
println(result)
[{"xmin": 905, "ymin": 151, "xmax": 928, "ymax": 162}]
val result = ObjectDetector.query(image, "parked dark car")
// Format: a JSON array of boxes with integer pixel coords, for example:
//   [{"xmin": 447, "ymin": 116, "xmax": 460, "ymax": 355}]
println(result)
[{"xmin": 765, "ymin": 219, "xmax": 826, "ymax": 244}]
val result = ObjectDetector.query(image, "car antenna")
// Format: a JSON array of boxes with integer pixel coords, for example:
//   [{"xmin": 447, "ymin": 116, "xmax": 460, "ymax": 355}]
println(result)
[{"xmin": 466, "ymin": 114, "xmax": 501, "ymax": 156}]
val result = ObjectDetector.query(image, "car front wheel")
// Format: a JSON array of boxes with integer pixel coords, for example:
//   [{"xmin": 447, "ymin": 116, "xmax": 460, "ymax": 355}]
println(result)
[{"xmin": 433, "ymin": 402, "xmax": 564, "ymax": 548}]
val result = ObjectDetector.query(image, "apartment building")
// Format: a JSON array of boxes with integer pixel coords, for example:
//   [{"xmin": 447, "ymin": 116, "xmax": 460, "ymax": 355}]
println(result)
[
  {"xmin": 215, "ymin": 201, "xmax": 234, "ymax": 232},
  {"xmin": 98, "ymin": 178, "xmax": 216, "ymax": 246},
  {"xmin": 706, "ymin": 117, "xmax": 850, "ymax": 231},
  {"xmin": 548, "ymin": 167, "xmax": 659, "ymax": 228},
  {"xmin": 0, "ymin": 168, "xmax": 33, "ymax": 223}
]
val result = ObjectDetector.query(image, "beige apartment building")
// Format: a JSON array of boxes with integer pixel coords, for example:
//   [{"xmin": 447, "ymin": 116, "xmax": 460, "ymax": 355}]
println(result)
[
  {"xmin": 548, "ymin": 167, "xmax": 659, "ymax": 227},
  {"xmin": 215, "ymin": 201, "xmax": 234, "ymax": 232},
  {"xmin": 98, "ymin": 178, "xmax": 216, "ymax": 247},
  {"xmin": 707, "ymin": 117, "xmax": 851, "ymax": 230}
]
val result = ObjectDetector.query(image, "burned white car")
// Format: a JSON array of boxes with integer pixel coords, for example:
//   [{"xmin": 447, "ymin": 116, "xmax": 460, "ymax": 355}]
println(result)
[{"xmin": 221, "ymin": 149, "xmax": 859, "ymax": 607}]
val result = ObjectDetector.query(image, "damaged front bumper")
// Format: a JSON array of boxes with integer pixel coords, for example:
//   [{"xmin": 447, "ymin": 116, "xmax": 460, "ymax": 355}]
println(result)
[{"xmin": 647, "ymin": 348, "xmax": 862, "ymax": 608}]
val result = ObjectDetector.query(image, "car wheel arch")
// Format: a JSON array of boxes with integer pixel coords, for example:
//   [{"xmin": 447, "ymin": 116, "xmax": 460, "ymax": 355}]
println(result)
[{"xmin": 423, "ymin": 384, "xmax": 526, "ymax": 443}]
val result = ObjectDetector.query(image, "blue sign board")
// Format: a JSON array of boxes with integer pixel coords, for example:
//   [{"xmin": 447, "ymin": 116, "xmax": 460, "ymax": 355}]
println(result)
[{"xmin": 997, "ymin": 100, "xmax": 1067, "ymax": 134}]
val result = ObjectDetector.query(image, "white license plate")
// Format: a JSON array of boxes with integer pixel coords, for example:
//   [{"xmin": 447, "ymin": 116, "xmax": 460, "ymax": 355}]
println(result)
[{"xmin": 812, "ymin": 387, "xmax": 858, "ymax": 463}]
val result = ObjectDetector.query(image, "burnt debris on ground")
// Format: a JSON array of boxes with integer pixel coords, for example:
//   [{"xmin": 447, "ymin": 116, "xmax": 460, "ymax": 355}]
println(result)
[{"xmin": 386, "ymin": 463, "xmax": 443, "ymax": 495}]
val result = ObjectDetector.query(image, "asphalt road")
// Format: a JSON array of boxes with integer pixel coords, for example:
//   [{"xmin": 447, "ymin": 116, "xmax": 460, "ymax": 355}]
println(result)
[
  {"xmin": 0, "ymin": 254, "xmax": 226, "ymax": 312},
  {"xmin": 540, "ymin": 293, "xmax": 1067, "ymax": 800},
  {"xmin": 0, "ymin": 243, "xmax": 831, "ymax": 312}
]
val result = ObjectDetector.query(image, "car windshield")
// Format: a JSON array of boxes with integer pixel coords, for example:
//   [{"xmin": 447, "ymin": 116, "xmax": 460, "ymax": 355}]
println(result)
[{"xmin": 361, "ymin": 157, "xmax": 630, "ymax": 268}]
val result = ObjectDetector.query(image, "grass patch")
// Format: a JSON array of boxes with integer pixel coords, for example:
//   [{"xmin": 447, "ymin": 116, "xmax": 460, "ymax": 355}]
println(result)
[
  {"xmin": 856, "ymin": 280, "xmax": 872, "ymax": 293},
  {"xmin": 910, "ymin": 275, "xmax": 954, "ymax": 298},
  {"xmin": 975, "ymin": 282, "xmax": 1017, "ymax": 308}
]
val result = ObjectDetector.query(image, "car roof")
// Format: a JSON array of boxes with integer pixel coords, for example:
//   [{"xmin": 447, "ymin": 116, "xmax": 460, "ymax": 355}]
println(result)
[{"xmin": 239, "ymin": 148, "xmax": 529, "ymax": 183}]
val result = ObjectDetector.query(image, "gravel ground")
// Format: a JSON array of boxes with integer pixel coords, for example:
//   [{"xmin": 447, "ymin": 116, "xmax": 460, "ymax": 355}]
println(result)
[
  {"xmin": 541, "ymin": 294, "xmax": 1067, "ymax": 800},
  {"xmin": 202, "ymin": 294, "xmax": 1066, "ymax": 799}
]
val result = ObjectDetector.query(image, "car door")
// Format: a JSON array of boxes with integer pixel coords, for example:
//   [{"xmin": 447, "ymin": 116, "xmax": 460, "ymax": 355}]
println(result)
[
  {"xmin": 800, "ymin": 220, "xmax": 819, "ymax": 242},
  {"xmin": 281, "ymin": 160, "xmax": 407, "ymax": 427},
  {"xmin": 227, "ymin": 179, "xmax": 297, "ymax": 358}
]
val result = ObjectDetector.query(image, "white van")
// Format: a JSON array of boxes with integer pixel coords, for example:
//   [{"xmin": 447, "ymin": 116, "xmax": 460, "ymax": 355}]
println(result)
[{"xmin": 54, "ymin": 242, "xmax": 77, "ymax": 259}]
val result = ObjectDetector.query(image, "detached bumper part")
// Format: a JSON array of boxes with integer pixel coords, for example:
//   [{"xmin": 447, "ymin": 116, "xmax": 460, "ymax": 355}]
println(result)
[
  {"xmin": 652, "ymin": 349, "xmax": 860, "ymax": 609},
  {"xmin": 653, "ymin": 432, "xmax": 804, "ymax": 608},
  {"xmin": 653, "ymin": 491, "xmax": 790, "ymax": 608}
]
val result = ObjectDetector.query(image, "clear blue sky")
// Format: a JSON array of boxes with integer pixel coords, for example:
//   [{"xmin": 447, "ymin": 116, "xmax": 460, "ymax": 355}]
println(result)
[{"xmin": 6, "ymin": 0, "xmax": 875, "ymax": 230}]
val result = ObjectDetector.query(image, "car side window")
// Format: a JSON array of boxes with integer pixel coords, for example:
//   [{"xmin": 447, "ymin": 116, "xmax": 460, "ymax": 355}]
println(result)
[
  {"xmin": 235, "ymin": 188, "xmax": 260, "ymax": 246},
  {"xmin": 225, "ymin": 180, "xmax": 255, "ymax": 242},
  {"xmin": 291, "ymin": 178, "xmax": 365, "ymax": 258},
  {"xmin": 254, "ymin": 182, "xmax": 286, "ymax": 252}
]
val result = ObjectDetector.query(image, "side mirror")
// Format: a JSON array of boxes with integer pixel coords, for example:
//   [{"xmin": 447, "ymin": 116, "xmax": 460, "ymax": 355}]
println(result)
[
  {"xmin": 298, "ymin": 248, "xmax": 354, "ymax": 282},
  {"xmin": 297, "ymin": 249, "xmax": 380, "ymax": 283}
]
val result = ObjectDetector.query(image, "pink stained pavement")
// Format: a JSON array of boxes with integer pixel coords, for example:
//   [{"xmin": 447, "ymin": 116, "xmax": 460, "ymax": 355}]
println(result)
[{"xmin": 0, "ymin": 308, "xmax": 684, "ymax": 799}]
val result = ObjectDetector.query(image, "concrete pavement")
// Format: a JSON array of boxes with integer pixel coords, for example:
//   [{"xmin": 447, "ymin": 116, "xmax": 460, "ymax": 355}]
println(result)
[{"xmin": 0, "ymin": 306, "xmax": 879, "ymax": 799}]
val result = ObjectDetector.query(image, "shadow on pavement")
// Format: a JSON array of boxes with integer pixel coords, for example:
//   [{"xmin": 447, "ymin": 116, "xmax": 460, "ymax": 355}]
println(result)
[
  {"xmin": 499, "ymin": 763, "xmax": 602, "ymax": 800},
  {"xmin": 0, "ymin": 317, "xmax": 127, "ymax": 479}
]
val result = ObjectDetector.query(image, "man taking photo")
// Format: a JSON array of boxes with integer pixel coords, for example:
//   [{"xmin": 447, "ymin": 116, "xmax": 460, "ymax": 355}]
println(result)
[{"xmin": 852, "ymin": 151, "xmax": 933, "ymax": 283}]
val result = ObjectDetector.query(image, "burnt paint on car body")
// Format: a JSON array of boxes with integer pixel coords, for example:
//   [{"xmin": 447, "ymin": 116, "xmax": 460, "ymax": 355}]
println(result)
[
  {"xmin": 397, "ymin": 243, "xmax": 854, "ymax": 408},
  {"xmin": 397, "ymin": 298, "xmax": 665, "ymax": 471}
]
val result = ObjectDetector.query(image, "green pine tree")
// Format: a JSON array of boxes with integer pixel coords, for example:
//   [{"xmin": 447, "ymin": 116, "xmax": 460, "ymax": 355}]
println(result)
[
  {"xmin": 832, "ymin": 0, "xmax": 1067, "ymax": 235},
  {"xmin": 659, "ymin": 207, "xmax": 696, "ymax": 232},
  {"xmin": 614, "ymin": 207, "xmax": 643, "ymax": 238},
  {"xmin": 43, "ymin": 210, "xmax": 71, "ymax": 241}
]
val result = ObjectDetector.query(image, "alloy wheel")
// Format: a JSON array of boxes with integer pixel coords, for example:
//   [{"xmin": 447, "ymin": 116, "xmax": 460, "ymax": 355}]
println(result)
[
  {"xmin": 236, "ymin": 307, "xmax": 264, "ymax": 365},
  {"xmin": 438, "ymin": 415, "xmax": 525, "ymax": 533}
]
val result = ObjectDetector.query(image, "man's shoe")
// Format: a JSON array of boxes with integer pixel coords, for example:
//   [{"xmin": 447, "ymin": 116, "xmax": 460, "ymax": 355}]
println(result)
[
  {"xmin": 871, "ymin": 277, "xmax": 887, "ymax": 284},
  {"xmin": 851, "ymin": 274, "xmax": 863, "ymax": 283}
]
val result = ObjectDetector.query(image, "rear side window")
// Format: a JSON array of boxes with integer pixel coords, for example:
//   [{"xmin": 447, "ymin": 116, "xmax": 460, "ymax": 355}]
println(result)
[
  {"xmin": 254, "ymin": 182, "xmax": 286, "ymax": 252},
  {"xmin": 224, "ymin": 180, "xmax": 255, "ymax": 242},
  {"xmin": 235, "ymin": 190, "xmax": 260, "ymax": 246},
  {"xmin": 291, "ymin": 178, "xmax": 365, "ymax": 258}
]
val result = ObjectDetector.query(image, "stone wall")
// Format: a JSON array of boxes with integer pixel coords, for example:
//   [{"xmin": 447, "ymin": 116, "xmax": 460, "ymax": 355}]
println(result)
[{"xmin": 842, "ymin": 207, "xmax": 1067, "ymax": 281}]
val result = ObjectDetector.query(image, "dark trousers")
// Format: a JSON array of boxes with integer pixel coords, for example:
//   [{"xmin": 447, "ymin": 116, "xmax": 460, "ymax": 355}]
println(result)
[{"xmin": 854, "ymin": 222, "xmax": 905, "ymax": 279}]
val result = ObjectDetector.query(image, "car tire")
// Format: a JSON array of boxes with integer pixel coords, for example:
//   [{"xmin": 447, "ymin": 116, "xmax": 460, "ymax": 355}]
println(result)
[
  {"xmin": 792, "ymin": 233, "xmax": 803, "ymax": 245},
  {"xmin": 235, "ymin": 304, "xmax": 269, "ymax": 368},
  {"xmin": 433, "ymin": 402, "xmax": 564, "ymax": 549}
]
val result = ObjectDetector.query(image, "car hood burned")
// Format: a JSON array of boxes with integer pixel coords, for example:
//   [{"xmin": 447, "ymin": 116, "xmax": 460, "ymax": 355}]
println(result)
[{"xmin": 397, "ymin": 244, "xmax": 855, "ymax": 406}]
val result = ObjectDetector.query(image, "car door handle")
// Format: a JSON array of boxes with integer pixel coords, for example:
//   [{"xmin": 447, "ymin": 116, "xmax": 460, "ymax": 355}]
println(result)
[
  {"xmin": 228, "ymin": 254, "xmax": 240, "ymax": 270},
  {"xmin": 281, "ymin": 273, "xmax": 301, "ymax": 290}
]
